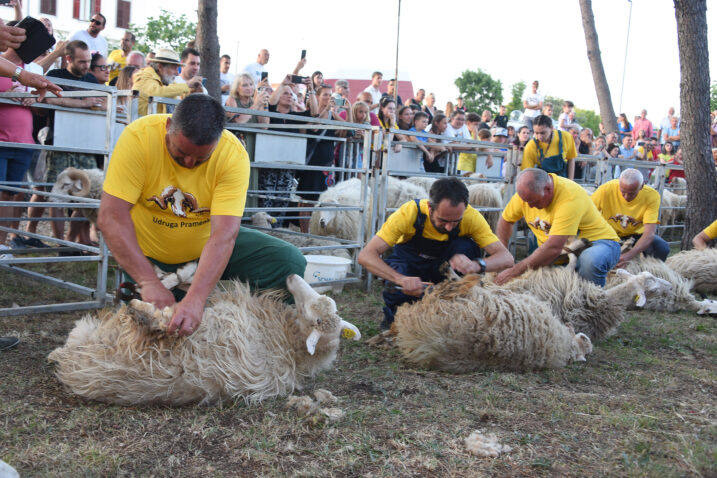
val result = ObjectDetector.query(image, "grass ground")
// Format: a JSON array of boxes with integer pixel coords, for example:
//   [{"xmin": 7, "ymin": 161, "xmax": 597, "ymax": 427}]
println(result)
[{"xmin": 0, "ymin": 261, "xmax": 715, "ymax": 477}]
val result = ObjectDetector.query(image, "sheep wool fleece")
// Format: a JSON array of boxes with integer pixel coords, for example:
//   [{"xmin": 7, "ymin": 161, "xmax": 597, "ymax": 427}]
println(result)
[{"xmin": 104, "ymin": 114, "xmax": 249, "ymax": 264}]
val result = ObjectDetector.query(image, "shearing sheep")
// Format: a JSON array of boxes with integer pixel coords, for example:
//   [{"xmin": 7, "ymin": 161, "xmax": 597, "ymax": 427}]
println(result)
[
  {"xmin": 392, "ymin": 274, "xmax": 594, "ymax": 372},
  {"xmin": 605, "ymin": 255, "xmax": 717, "ymax": 315},
  {"xmin": 251, "ymin": 212, "xmax": 351, "ymax": 260},
  {"xmin": 467, "ymin": 182, "xmax": 503, "ymax": 230},
  {"xmin": 483, "ymin": 263, "xmax": 673, "ymax": 341},
  {"xmin": 666, "ymin": 248, "xmax": 717, "ymax": 295},
  {"xmin": 50, "ymin": 167, "xmax": 104, "ymax": 225},
  {"xmin": 48, "ymin": 275, "xmax": 361, "ymax": 406}
]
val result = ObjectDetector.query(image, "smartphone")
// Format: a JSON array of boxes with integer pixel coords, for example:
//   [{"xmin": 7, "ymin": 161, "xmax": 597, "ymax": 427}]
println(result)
[
  {"xmin": 335, "ymin": 97, "xmax": 345, "ymax": 107},
  {"xmin": 261, "ymin": 71, "xmax": 268, "ymax": 81},
  {"xmin": 301, "ymin": 49, "xmax": 306, "ymax": 59},
  {"xmin": 291, "ymin": 75, "xmax": 307, "ymax": 84},
  {"xmin": 15, "ymin": 16, "xmax": 56, "ymax": 64}
]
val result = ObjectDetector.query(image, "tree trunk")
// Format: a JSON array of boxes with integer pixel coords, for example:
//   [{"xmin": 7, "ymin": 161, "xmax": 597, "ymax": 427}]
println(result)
[
  {"xmin": 196, "ymin": 0, "xmax": 220, "ymax": 101},
  {"xmin": 579, "ymin": 0, "xmax": 619, "ymax": 134},
  {"xmin": 674, "ymin": 0, "xmax": 717, "ymax": 249}
]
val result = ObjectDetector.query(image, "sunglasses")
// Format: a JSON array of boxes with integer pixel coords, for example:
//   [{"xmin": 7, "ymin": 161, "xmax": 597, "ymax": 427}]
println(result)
[
  {"xmin": 90, "ymin": 18, "xmax": 103, "ymax": 25},
  {"xmin": 94, "ymin": 65, "xmax": 109, "ymax": 71}
]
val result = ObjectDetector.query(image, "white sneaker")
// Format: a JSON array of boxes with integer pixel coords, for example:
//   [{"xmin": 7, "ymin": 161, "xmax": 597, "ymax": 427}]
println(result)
[{"xmin": 0, "ymin": 244, "xmax": 12, "ymax": 261}]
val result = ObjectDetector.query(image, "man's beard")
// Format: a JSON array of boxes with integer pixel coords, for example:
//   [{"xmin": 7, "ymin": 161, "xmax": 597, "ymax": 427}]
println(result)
[
  {"xmin": 68, "ymin": 65, "xmax": 84, "ymax": 77},
  {"xmin": 429, "ymin": 215, "xmax": 449, "ymax": 235},
  {"xmin": 160, "ymin": 73, "xmax": 175, "ymax": 85}
]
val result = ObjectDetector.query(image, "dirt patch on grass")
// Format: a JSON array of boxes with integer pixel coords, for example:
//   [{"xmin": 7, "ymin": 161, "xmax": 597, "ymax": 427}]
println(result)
[{"xmin": 1, "ymin": 269, "xmax": 716, "ymax": 477}]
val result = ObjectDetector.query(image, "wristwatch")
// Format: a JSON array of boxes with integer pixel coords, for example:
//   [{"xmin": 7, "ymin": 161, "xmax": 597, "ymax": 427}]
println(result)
[
  {"xmin": 11, "ymin": 66, "xmax": 23, "ymax": 83},
  {"xmin": 476, "ymin": 258, "xmax": 487, "ymax": 274}
]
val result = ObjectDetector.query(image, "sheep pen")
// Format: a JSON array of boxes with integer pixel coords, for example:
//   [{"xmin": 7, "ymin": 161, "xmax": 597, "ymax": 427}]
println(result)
[{"xmin": 48, "ymin": 275, "xmax": 361, "ymax": 406}]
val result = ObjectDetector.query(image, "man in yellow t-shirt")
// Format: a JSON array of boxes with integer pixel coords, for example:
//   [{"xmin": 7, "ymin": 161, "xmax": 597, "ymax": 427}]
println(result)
[
  {"xmin": 692, "ymin": 219, "xmax": 717, "ymax": 249},
  {"xmin": 358, "ymin": 177, "xmax": 514, "ymax": 330},
  {"xmin": 591, "ymin": 168, "xmax": 669, "ymax": 267},
  {"xmin": 496, "ymin": 168, "xmax": 620, "ymax": 286},
  {"xmin": 521, "ymin": 114, "xmax": 576, "ymax": 179},
  {"xmin": 133, "ymin": 48, "xmax": 203, "ymax": 116},
  {"xmin": 106, "ymin": 31, "xmax": 135, "ymax": 84},
  {"xmin": 99, "ymin": 95, "xmax": 305, "ymax": 337}
]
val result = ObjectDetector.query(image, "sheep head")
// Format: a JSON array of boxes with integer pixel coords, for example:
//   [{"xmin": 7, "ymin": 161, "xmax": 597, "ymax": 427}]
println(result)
[
  {"xmin": 286, "ymin": 274, "xmax": 361, "ymax": 355},
  {"xmin": 316, "ymin": 201, "xmax": 339, "ymax": 230},
  {"xmin": 572, "ymin": 332, "xmax": 593, "ymax": 362},
  {"xmin": 614, "ymin": 269, "xmax": 672, "ymax": 307},
  {"xmin": 51, "ymin": 167, "xmax": 91, "ymax": 197},
  {"xmin": 695, "ymin": 298, "xmax": 717, "ymax": 316},
  {"xmin": 251, "ymin": 212, "xmax": 277, "ymax": 228}
]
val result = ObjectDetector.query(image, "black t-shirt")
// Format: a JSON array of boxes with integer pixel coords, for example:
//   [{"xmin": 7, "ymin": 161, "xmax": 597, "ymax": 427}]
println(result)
[
  {"xmin": 46, "ymin": 68, "xmax": 98, "ymax": 87},
  {"xmin": 268, "ymin": 103, "xmax": 312, "ymax": 135},
  {"xmin": 494, "ymin": 115, "xmax": 508, "ymax": 128},
  {"xmin": 381, "ymin": 92, "xmax": 403, "ymax": 107}
]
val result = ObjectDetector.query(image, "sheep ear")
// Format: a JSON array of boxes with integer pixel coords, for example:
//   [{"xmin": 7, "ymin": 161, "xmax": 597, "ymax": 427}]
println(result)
[
  {"xmin": 575, "ymin": 354, "xmax": 587, "ymax": 362},
  {"xmin": 340, "ymin": 320, "xmax": 361, "ymax": 341},
  {"xmin": 633, "ymin": 290, "xmax": 646, "ymax": 307},
  {"xmin": 306, "ymin": 329, "xmax": 321, "ymax": 355},
  {"xmin": 270, "ymin": 216, "xmax": 277, "ymax": 224}
]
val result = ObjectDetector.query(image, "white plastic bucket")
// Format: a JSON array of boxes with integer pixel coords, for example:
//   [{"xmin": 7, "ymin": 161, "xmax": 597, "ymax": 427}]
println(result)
[{"xmin": 303, "ymin": 255, "xmax": 352, "ymax": 293}]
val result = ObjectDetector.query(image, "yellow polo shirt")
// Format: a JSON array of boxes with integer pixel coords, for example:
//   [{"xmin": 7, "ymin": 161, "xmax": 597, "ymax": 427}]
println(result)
[
  {"xmin": 521, "ymin": 129, "xmax": 577, "ymax": 170},
  {"xmin": 591, "ymin": 179, "xmax": 661, "ymax": 237},
  {"xmin": 502, "ymin": 174, "xmax": 619, "ymax": 246},
  {"xmin": 704, "ymin": 219, "xmax": 717, "ymax": 239},
  {"xmin": 107, "ymin": 49, "xmax": 126, "ymax": 84},
  {"xmin": 377, "ymin": 199, "xmax": 498, "ymax": 248},
  {"xmin": 103, "ymin": 115, "xmax": 249, "ymax": 264}
]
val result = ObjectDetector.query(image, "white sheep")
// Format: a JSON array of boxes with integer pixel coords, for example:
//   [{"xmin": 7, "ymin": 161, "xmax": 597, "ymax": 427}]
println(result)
[
  {"xmin": 467, "ymin": 182, "xmax": 503, "ymax": 230},
  {"xmin": 251, "ymin": 212, "xmax": 351, "ymax": 260},
  {"xmin": 381, "ymin": 175, "xmax": 429, "ymax": 208},
  {"xmin": 666, "ymin": 248, "xmax": 717, "ymax": 295},
  {"xmin": 660, "ymin": 189, "xmax": 686, "ymax": 228},
  {"xmin": 392, "ymin": 274, "xmax": 594, "ymax": 372},
  {"xmin": 48, "ymin": 275, "xmax": 361, "ymax": 406},
  {"xmin": 50, "ymin": 167, "xmax": 104, "ymax": 225},
  {"xmin": 309, "ymin": 178, "xmax": 370, "ymax": 241},
  {"xmin": 484, "ymin": 265, "xmax": 673, "ymax": 341},
  {"xmin": 404, "ymin": 176, "xmax": 437, "ymax": 195}
]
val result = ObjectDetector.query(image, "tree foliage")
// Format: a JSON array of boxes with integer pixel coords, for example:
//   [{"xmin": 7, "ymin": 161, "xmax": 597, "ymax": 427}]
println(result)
[
  {"xmin": 574, "ymin": 108, "xmax": 601, "ymax": 134},
  {"xmin": 544, "ymin": 95, "xmax": 564, "ymax": 120},
  {"xmin": 454, "ymin": 69, "xmax": 503, "ymax": 114},
  {"xmin": 129, "ymin": 9, "xmax": 197, "ymax": 54},
  {"xmin": 711, "ymin": 81, "xmax": 717, "ymax": 112},
  {"xmin": 507, "ymin": 81, "xmax": 526, "ymax": 114}
]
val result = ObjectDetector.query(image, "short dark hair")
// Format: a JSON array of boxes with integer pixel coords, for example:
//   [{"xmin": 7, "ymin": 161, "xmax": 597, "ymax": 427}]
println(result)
[
  {"xmin": 466, "ymin": 112, "xmax": 480, "ymax": 123},
  {"xmin": 450, "ymin": 109, "xmax": 465, "ymax": 119},
  {"xmin": 533, "ymin": 114, "xmax": 553, "ymax": 129},
  {"xmin": 221, "ymin": 54, "xmax": 231, "ymax": 61},
  {"xmin": 94, "ymin": 13, "xmax": 106, "ymax": 25},
  {"xmin": 371, "ymin": 71, "xmax": 383, "ymax": 78},
  {"xmin": 170, "ymin": 94, "xmax": 225, "ymax": 146},
  {"xmin": 413, "ymin": 111, "xmax": 428, "ymax": 124},
  {"xmin": 125, "ymin": 31, "xmax": 136, "ymax": 42},
  {"xmin": 90, "ymin": 52, "xmax": 105, "ymax": 70},
  {"xmin": 65, "ymin": 40, "xmax": 89, "ymax": 59},
  {"xmin": 429, "ymin": 178, "xmax": 469, "ymax": 208},
  {"xmin": 408, "ymin": 103, "xmax": 421, "ymax": 112},
  {"xmin": 181, "ymin": 48, "xmax": 201, "ymax": 61}
]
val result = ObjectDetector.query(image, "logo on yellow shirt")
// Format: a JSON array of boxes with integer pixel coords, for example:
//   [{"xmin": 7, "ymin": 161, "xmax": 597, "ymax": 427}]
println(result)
[
  {"xmin": 608, "ymin": 214, "xmax": 641, "ymax": 229},
  {"xmin": 146, "ymin": 186, "xmax": 210, "ymax": 218},
  {"xmin": 528, "ymin": 217, "xmax": 551, "ymax": 233}
]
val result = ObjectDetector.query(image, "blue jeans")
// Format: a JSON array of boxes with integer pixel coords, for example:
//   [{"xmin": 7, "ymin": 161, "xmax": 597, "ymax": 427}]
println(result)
[
  {"xmin": 0, "ymin": 148, "xmax": 33, "ymax": 193},
  {"xmin": 622, "ymin": 234, "xmax": 670, "ymax": 262},
  {"xmin": 576, "ymin": 239, "xmax": 621, "ymax": 286}
]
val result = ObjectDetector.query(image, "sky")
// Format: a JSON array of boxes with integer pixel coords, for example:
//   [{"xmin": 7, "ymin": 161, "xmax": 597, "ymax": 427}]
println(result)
[{"xmin": 143, "ymin": 0, "xmax": 717, "ymax": 122}]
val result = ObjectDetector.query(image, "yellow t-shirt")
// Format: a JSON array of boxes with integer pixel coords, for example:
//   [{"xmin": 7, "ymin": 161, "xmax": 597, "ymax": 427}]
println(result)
[
  {"xmin": 107, "ymin": 49, "xmax": 126, "ymax": 84},
  {"xmin": 457, "ymin": 130, "xmax": 477, "ymax": 172},
  {"xmin": 521, "ymin": 129, "xmax": 577, "ymax": 170},
  {"xmin": 103, "ymin": 114, "xmax": 250, "ymax": 264},
  {"xmin": 377, "ymin": 199, "xmax": 499, "ymax": 248},
  {"xmin": 591, "ymin": 179, "xmax": 661, "ymax": 237},
  {"xmin": 133, "ymin": 66, "xmax": 190, "ymax": 116},
  {"xmin": 704, "ymin": 219, "xmax": 717, "ymax": 239},
  {"xmin": 502, "ymin": 174, "xmax": 619, "ymax": 246}
]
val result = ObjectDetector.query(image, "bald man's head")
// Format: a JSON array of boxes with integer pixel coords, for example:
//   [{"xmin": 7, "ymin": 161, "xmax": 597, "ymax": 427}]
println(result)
[{"xmin": 516, "ymin": 168, "xmax": 554, "ymax": 209}]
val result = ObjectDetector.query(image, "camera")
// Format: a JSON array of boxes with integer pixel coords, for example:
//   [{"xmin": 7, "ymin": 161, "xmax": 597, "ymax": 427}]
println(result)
[
  {"xmin": 260, "ymin": 71, "xmax": 268, "ymax": 81},
  {"xmin": 291, "ymin": 75, "xmax": 307, "ymax": 84},
  {"xmin": 335, "ymin": 97, "xmax": 345, "ymax": 107}
]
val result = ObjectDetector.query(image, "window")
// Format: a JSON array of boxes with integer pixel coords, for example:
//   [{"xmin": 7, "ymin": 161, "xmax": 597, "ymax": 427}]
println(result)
[
  {"xmin": 40, "ymin": 0, "xmax": 57, "ymax": 16},
  {"xmin": 73, "ymin": 0, "xmax": 102, "ymax": 21},
  {"xmin": 117, "ymin": 0, "xmax": 131, "ymax": 29}
]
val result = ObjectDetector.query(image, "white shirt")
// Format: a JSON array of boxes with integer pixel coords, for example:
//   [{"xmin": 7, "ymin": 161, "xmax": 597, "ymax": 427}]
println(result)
[
  {"xmin": 173, "ymin": 75, "xmax": 208, "ymax": 94},
  {"xmin": 523, "ymin": 90, "xmax": 544, "ymax": 118},
  {"xmin": 444, "ymin": 123, "xmax": 471, "ymax": 140},
  {"xmin": 363, "ymin": 85, "xmax": 382, "ymax": 114},
  {"xmin": 68, "ymin": 29, "xmax": 108, "ymax": 57},
  {"xmin": 220, "ymin": 71, "xmax": 235, "ymax": 105},
  {"xmin": 242, "ymin": 62, "xmax": 265, "ymax": 84}
]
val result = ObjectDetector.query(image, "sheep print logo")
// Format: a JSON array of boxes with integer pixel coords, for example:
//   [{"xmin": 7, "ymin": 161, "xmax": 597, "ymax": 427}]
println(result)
[
  {"xmin": 146, "ymin": 185, "xmax": 210, "ymax": 218},
  {"xmin": 608, "ymin": 213, "xmax": 641, "ymax": 229},
  {"xmin": 528, "ymin": 217, "xmax": 551, "ymax": 233}
]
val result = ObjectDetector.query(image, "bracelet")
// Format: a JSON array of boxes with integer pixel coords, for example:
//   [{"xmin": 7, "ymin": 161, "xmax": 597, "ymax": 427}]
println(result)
[{"xmin": 11, "ymin": 66, "xmax": 23, "ymax": 83}]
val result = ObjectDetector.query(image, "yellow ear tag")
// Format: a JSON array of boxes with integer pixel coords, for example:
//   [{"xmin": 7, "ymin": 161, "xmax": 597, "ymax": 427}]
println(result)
[
  {"xmin": 633, "ymin": 294, "xmax": 642, "ymax": 304},
  {"xmin": 341, "ymin": 328, "xmax": 356, "ymax": 339}
]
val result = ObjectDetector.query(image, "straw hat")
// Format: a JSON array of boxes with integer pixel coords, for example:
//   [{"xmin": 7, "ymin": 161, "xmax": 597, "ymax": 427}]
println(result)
[{"xmin": 149, "ymin": 48, "xmax": 184, "ymax": 66}]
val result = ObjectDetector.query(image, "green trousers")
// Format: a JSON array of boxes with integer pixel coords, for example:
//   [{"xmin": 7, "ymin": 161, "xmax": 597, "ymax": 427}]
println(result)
[{"xmin": 137, "ymin": 227, "xmax": 307, "ymax": 294}]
